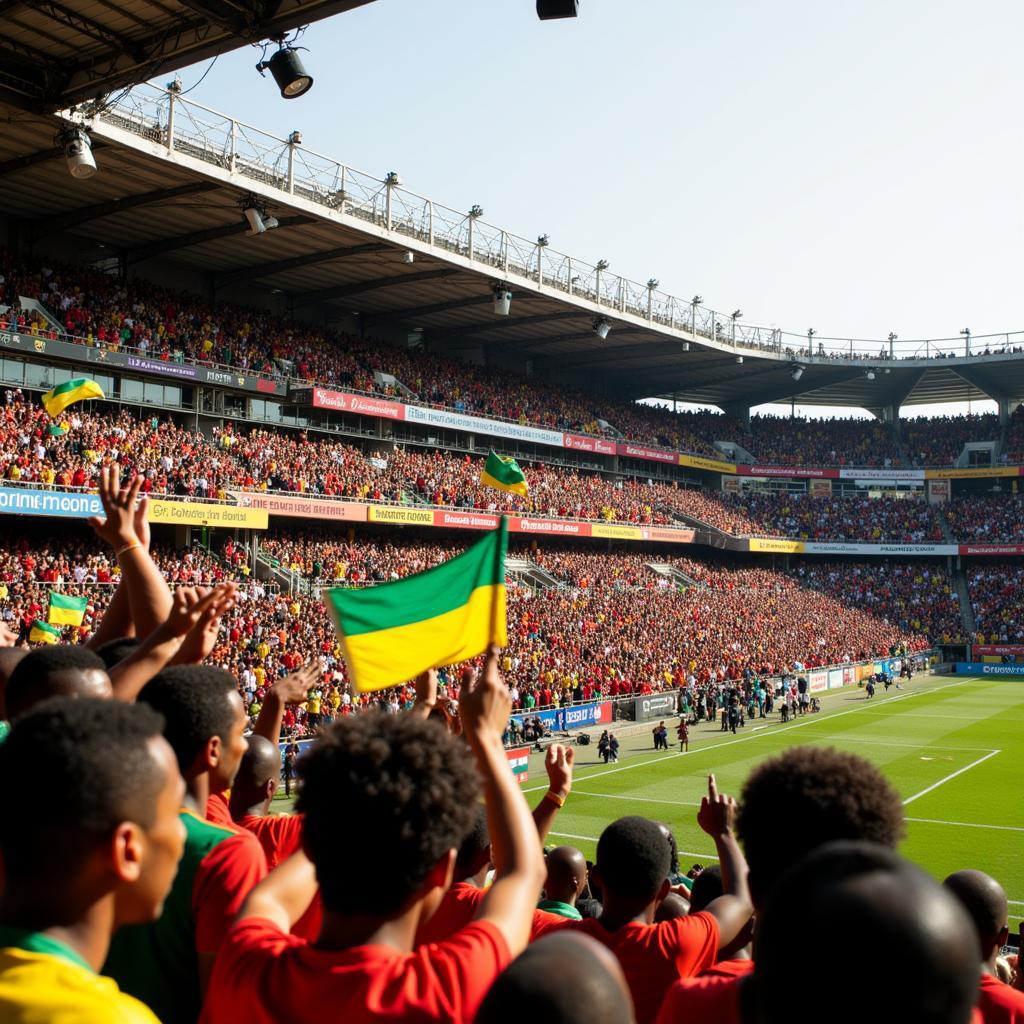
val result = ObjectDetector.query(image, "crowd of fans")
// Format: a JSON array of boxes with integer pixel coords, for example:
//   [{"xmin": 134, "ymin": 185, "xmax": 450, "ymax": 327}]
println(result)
[
  {"xmin": 739, "ymin": 414, "xmax": 901, "ymax": 467},
  {"xmin": 0, "ymin": 462, "xmax": 1020, "ymax": 1024},
  {"xmin": 944, "ymin": 494, "xmax": 1024, "ymax": 544},
  {"xmin": 967, "ymin": 564, "xmax": 1024, "ymax": 644},
  {"xmin": 901, "ymin": 413, "xmax": 1001, "ymax": 467}
]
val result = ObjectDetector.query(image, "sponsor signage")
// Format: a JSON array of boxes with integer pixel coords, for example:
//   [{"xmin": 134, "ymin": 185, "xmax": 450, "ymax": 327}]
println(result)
[
  {"xmin": 633, "ymin": 693, "xmax": 679, "ymax": 721},
  {"xmin": 564, "ymin": 433, "xmax": 616, "ymax": 455},
  {"xmin": 404, "ymin": 404, "xmax": 565, "ymax": 447},
  {"xmin": 972, "ymin": 645, "xmax": 1024, "ymax": 657},
  {"xmin": 741, "ymin": 465, "xmax": 839, "ymax": 479},
  {"xmin": 956, "ymin": 662, "xmax": 1024, "ymax": 676},
  {"xmin": 679, "ymin": 453, "xmax": 737, "ymax": 474},
  {"xmin": 641, "ymin": 526, "xmax": 696, "ymax": 543},
  {"xmin": 959, "ymin": 544, "xmax": 1024, "ymax": 556},
  {"xmin": 748, "ymin": 538, "xmax": 805, "ymax": 553},
  {"xmin": 926, "ymin": 466, "xmax": 1021, "ymax": 479},
  {"xmin": 0, "ymin": 486, "xmax": 103, "ymax": 519},
  {"xmin": 435, "ymin": 510, "xmax": 502, "ymax": 531},
  {"xmin": 509, "ymin": 516, "xmax": 590, "ymax": 537},
  {"xmin": 800, "ymin": 542, "xmax": 957, "ymax": 555},
  {"xmin": 146, "ymin": 499, "xmax": 268, "ymax": 529},
  {"xmin": 504, "ymin": 747, "xmax": 530, "ymax": 785},
  {"xmin": 838, "ymin": 468, "xmax": 925, "ymax": 482},
  {"xmin": 511, "ymin": 701, "xmax": 612, "ymax": 731},
  {"xmin": 591, "ymin": 523, "xmax": 644, "ymax": 540},
  {"xmin": 233, "ymin": 492, "xmax": 367, "ymax": 521},
  {"xmin": 310, "ymin": 387, "xmax": 406, "ymax": 419},
  {"xmin": 618, "ymin": 443, "xmax": 678, "ymax": 464},
  {"xmin": 366, "ymin": 505, "xmax": 435, "ymax": 525}
]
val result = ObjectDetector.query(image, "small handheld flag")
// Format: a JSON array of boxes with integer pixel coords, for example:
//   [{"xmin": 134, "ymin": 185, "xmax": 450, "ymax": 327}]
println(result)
[
  {"xmin": 29, "ymin": 620, "xmax": 61, "ymax": 645},
  {"xmin": 48, "ymin": 423, "xmax": 69, "ymax": 437},
  {"xmin": 325, "ymin": 519, "xmax": 508, "ymax": 692},
  {"xmin": 481, "ymin": 450, "xmax": 529, "ymax": 496},
  {"xmin": 48, "ymin": 592, "xmax": 88, "ymax": 627},
  {"xmin": 41, "ymin": 378, "xmax": 105, "ymax": 418}
]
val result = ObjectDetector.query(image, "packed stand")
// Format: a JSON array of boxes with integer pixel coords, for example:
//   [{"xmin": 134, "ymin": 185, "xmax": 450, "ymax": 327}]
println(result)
[
  {"xmin": 945, "ymin": 494, "xmax": 1024, "ymax": 545},
  {"xmin": 901, "ymin": 412, "xmax": 1001, "ymax": 467},
  {"xmin": 967, "ymin": 564, "xmax": 1024, "ymax": 644},
  {"xmin": 741, "ymin": 413, "xmax": 902, "ymax": 468}
]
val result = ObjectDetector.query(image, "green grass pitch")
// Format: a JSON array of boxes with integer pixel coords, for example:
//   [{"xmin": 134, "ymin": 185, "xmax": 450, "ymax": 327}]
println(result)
[{"xmin": 520, "ymin": 675, "xmax": 1024, "ymax": 912}]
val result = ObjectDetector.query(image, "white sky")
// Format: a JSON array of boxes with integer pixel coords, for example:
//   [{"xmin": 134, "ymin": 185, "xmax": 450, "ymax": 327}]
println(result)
[{"xmin": 166, "ymin": 0, "xmax": 1022, "ymax": 420}]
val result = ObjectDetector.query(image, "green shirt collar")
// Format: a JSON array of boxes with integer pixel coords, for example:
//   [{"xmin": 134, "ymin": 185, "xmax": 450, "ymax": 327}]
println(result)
[
  {"xmin": 537, "ymin": 899, "xmax": 583, "ymax": 920},
  {"xmin": 0, "ymin": 925, "xmax": 94, "ymax": 973}
]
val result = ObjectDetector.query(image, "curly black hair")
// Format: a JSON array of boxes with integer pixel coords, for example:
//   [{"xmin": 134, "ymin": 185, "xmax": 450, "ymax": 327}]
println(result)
[
  {"xmin": 6, "ymin": 645, "xmax": 109, "ymax": 721},
  {"xmin": 736, "ymin": 746, "xmax": 905, "ymax": 890},
  {"xmin": 0, "ymin": 697, "xmax": 166, "ymax": 877},
  {"xmin": 595, "ymin": 816, "xmax": 670, "ymax": 903},
  {"xmin": 138, "ymin": 665, "xmax": 238, "ymax": 775},
  {"xmin": 296, "ymin": 712, "xmax": 480, "ymax": 916},
  {"xmin": 94, "ymin": 635, "xmax": 141, "ymax": 669}
]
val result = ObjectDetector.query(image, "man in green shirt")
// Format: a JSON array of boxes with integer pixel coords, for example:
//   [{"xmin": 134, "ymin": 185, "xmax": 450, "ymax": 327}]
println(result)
[{"xmin": 538, "ymin": 846, "xmax": 588, "ymax": 920}]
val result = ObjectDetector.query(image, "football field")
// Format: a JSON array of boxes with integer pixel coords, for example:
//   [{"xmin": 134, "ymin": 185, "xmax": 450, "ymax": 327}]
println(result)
[{"xmin": 522, "ymin": 675, "xmax": 1024, "ymax": 909}]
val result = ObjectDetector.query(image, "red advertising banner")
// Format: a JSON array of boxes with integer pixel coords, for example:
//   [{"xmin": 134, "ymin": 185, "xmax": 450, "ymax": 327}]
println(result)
[
  {"xmin": 740, "ymin": 465, "xmax": 840, "ymax": 479},
  {"xmin": 234, "ymin": 492, "xmax": 368, "ymax": 521},
  {"xmin": 640, "ymin": 526, "xmax": 696, "ymax": 543},
  {"xmin": 434, "ymin": 510, "xmax": 502, "ymax": 531},
  {"xmin": 618, "ymin": 443, "xmax": 678, "ymax": 464},
  {"xmin": 972, "ymin": 645, "xmax": 1024, "ymax": 657},
  {"xmin": 311, "ymin": 387, "xmax": 406, "ymax": 420},
  {"xmin": 508, "ymin": 516, "xmax": 593, "ymax": 537},
  {"xmin": 564, "ymin": 433, "xmax": 616, "ymax": 455},
  {"xmin": 959, "ymin": 544, "xmax": 1024, "ymax": 556}
]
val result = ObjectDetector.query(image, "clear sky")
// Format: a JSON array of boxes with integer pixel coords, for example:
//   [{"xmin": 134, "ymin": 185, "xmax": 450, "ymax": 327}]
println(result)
[{"xmin": 164, "ymin": 0, "xmax": 1022, "ymax": 419}]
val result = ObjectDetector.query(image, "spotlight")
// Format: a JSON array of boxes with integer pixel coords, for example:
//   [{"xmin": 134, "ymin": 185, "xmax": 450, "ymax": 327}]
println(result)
[
  {"xmin": 243, "ymin": 206, "xmax": 266, "ymax": 235},
  {"xmin": 384, "ymin": 171, "xmax": 403, "ymax": 187},
  {"xmin": 257, "ymin": 45, "xmax": 313, "ymax": 99},
  {"xmin": 537, "ymin": 0, "xmax": 579, "ymax": 18},
  {"xmin": 402, "ymin": 251, "xmax": 415, "ymax": 264},
  {"xmin": 647, "ymin": 278, "xmax": 660, "ymax": 290},
  {"xmin": 865, "ymin": 370, "xmax": 876, "ymax": 380},
  {"xmin": 731, "ymin": 309, "xmax": 743, "ymax": 320},
  {"xmin": 57, "ymin": 126, "xmax": 97, "ymax": 180},
  {"xmin": 493, "ymin": 285, "xmax": 512, "ymax": 316},
  {"xmin": 681, "ymin": 342, "xmax": 690, "ymax": 352},
  {"xmin": 468, "ymin": 205, "xmax": 484, "ymax": 219},
  {"xmin": 691, "ymin": 295, "xmax": 702, "ymax": 305},
  {"xmin": 791, "ymin": 366, "xmax": 804, "ymax": 381},
  {"xmin": 735, "ymin": 356, "xmax": 744, "ymax": 364},
  {"xmin": 537, "ymin": 234, "xmax": 550, "ymax": 247},
  {"xmin": 263, "ymin": 215, "xmax": 279, "ymax": 230},
  {"xmin": 596, "ymin": 259, "xmax": 610, "ymax": 271},
  {"xmin": 593, "ymin": 318, "xmax": 611, "ymax": 340},
  {"xmin": 288, "ymin": 130, "xmax": 303, "ymax": 145}
]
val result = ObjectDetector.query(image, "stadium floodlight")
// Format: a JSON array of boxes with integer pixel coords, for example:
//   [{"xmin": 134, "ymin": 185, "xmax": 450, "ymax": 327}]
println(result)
[
  {"xmin": 256, "ymin": 45, "xmax": 313, "ymax": 99},
  {"xmin": 731, "ymin": 309, "xmax": 743, "ymax": 320},
  {"xmin": 493, "ymin": 284, "xmax": 512, "ymax": 316},
  {"xmin": 402, "ymin": 251, "xmax": 415, "ymax": 264},
  {"xmin": 596, "ymin": 259, "xmax": 610, "ymax": 271},
  {"xmin": 593, "ymin": 317, "xmax": 612, "ymax": 340},
  {"xmin": 288, "ymin": 131, "xmax": 303, "ymax": 145},
  {"xmin": 647, "ymin": 278, "xmax": 660, "ymax": 291},
  {"xmin": 385, "ymin": 171, "xmax": 403, "ymax": 187},
  {"xmin": 865, "ymin": 370, "xmax": 876, "ymax": 380},
  {"xmin": 681, "ymin": 342, "xmax": 690, "ymax": 352},
  {"xmin": 57, "ymin": 126, "xmax": 97, "ymax": 180},
  {"xmin": 468, "ymin": 205, "xmax": 484, "ymax": 219},
  {"xmin": 537, "ymin": 234, "xmax": 550, "ymax": 247},
  {"xmin": 263, "ymin": 215, "xmax": 279, "ymax": 230},
  {"xmin": 735, "ymin": 355, "xmax": 744, "ymax": 364},
  {"xmin": 242, "ymin": 204, "xmax": 265, "ymax": 235},
  {"xmin": 691, "ymin": 295, "xmax": 702, "ymax": 305},
  {"xmin": 537, "ymin": 0, "xmax": 579, "ymax": 18},
  {"xmin": 791, "ymin": 366, "xmax": 804, "ymax": 381}
]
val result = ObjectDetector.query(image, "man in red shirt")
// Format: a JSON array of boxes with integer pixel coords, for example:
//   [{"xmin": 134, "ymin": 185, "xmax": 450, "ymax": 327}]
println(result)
[
  {"xmin": 202, "ymin": 648, "xmax": 545, "ymax": 1024},
  {"xmin": 944, "ymin": 870, "xmax": 1024, "ymax": 1023},
  {"xmin": 104, "ymin": 665, "xmax": 267, "ymax": 1024},
  {"xmin": 534, "ymin": 776, "xmax": 751, "ymax": 1024},
  {"xmin": 657, "ymin": 747, "xmax": 905, "ymax": 1024}
]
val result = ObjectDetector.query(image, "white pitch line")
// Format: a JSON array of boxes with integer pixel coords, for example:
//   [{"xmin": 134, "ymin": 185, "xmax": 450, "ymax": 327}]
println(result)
[
  {"xmin": 796, "ymin": 734, "xmax": 996, "ymax": 753},
  {"xmin": 571, "ymin": 790, "xmax": 702, "ymax": 808},
  {"xmin": 548, "ymin": 830, "xmax": 718, "ymax": 861},
  {"xmin": 905, "ymin": 815, "xmax": 1024, "ymax": 833},
  {"xmin": 902, "ymin": 749, "xmax": 1001, "ymax": 806},
  {"xmin": 522, "ymin": 678, "xmax": 973, "ymax": 795}
]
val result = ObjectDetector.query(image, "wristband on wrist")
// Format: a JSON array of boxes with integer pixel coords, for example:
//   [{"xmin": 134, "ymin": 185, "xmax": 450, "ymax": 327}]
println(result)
[
  {"xmin": 116, "ymin": 540, "xmax": 141, "ymax": 557},
  {"xmin": 544, "ymin": 790, "xmax": 566, "ymax": 808}
]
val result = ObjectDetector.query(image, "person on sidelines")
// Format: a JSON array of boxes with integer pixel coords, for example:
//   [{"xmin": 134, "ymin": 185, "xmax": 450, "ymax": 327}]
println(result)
[
  {"xmin": 0, "ymin": 699, "xmax": 185, "ymax": 1023},
  {"xmin": 753, "ymin": 842, "xmax": 980, "ymax": 1024},
  {"xmin": 476, "ymin": 932, "xmax": 636, "ymax": 1024},
  {"xmin": 539, "ymin": 847, "xmax": 589, "ymax": 921},
  {"xmin": 201, "ymin": 648, "xmax": 546, "ymax": 1024},
  {"xmin": 536, "ymin": 776, "xmax": 752, "ymax": 1024},
  {"xmin": 944, "ymin": 869, "xmax": 1024, "ymax": 1023},
  {"xmin": 656, "ymin": 746, "xmax": 905, "ymax": 1024},
  {"xmin": 104, "ymin": 665, "xmax": 267, "ymax": 1024}
]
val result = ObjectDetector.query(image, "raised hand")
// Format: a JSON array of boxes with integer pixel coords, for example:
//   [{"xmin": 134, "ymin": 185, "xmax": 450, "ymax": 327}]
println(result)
[
  {"xmin": 133, "ymin": 492, "xmax": 152, "ymax": 551},
  {"xmin": 269, "ymin": 660, "xmax": 322, "ymax": 704},
  {"xmin": 87, "ymin": 464, "xmax": 143, "ymax": 550},
  {"xmin": 172, "ymin": 583, "xmax": 237, "ymax": 664},
  {"xmin": 696, "ymin": 773, "xmax": 738, "ymax": 839},
  {"xmin": 459, "ymin": 647, "xmax": 511, "ymax": 745},
  {"xmin": 544, "ymin": 743, "xmax": 575, "ymax": 799}
]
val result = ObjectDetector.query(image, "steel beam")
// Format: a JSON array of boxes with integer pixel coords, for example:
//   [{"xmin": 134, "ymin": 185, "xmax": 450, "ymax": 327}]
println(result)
[
  {"xmin": 213, "ymin": 242, "xmax": 389, "ymax": 287},
  {"xmin": 0, "ymin": 140, "xmax": 106, "ymax": 179},
  {"xmin": 125, "ymin": 215, "xmax": 314, "ymax": 264},
  {"xmin": 292, "ymin": 268, "xmax": 461, "ymax": 307}
]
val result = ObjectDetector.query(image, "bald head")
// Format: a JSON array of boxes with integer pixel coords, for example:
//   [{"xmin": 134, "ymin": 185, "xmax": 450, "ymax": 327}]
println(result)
[
  {"xmin": 476, "ymin": 932, "xmax": 635, "ymax": 1024},
  {"xmin": 944, "ymin": 869, "xmax": 1010, "ymax": 962},
  {"xmin": 654, "ymin": 892, "xmax": 690, "ymax": 923},
  {"xmin": 544, "ymin": 846, "xmax": 588, "ymax": 906},
  {"xmin": 228, "ymin": 734, "xmax": 281, "ymax": 818},
  {"xmin": 754, "ymin": 841, "xmax": 980, "ymax": 1024},
  {"xmin": 6, "ymin": 646, "xmax": 111, "ymax": 722}
]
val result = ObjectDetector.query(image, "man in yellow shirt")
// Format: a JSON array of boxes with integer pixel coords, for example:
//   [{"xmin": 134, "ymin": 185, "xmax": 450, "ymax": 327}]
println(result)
[{"xmin": 0, "ymin": 698, "xmax": 186, "ymax": 1023}]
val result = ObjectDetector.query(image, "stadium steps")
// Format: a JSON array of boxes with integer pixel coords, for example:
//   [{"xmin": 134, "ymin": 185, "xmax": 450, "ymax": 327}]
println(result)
[
  {"xmin": 646, "ymin": 563, "xmax": 697, "ymax": 587},
  {"xmin": 3, "ymin": 295, "xmax": 65, "ymax": 337},
  {"xmin": 936, "ymin": 509, "xmax": 957, "ymax": 544},
  {"xmin": 505, "ymin": 557, "xmax": 566, "ymax": 591},
  {"xmin": 254, "ymin": 550, "xmax": 311, "ymax": 598},
  {"xmin": 954, "ymin": 568, "xmax": 977, "ymax": 637}
]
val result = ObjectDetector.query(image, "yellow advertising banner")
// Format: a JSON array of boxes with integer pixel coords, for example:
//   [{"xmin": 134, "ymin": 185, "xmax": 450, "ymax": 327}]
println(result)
[
  {"xmin": 747, "ymin": 537, "xmax": 805, "ymax": 553},
  {"xmin": 591, "ymin": 523, "xmax": 644, "ymax": 540},
  {"xmin": 679, "ymin": 453, "xmax": 737, "ymax": 475},
  {"xmin": 924, "ymin": 466, "xmax": 1020, "ymax": 480},
  {"xmin": 366, "ymin": 505, "xmax": 436, "ymax": 525},
  {"xmin": 146, "ymin": 500, "xmax": 268, "ymax": 529}
]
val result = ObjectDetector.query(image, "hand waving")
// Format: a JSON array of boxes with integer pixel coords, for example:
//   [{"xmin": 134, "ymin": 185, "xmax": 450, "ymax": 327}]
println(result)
[
  {"xmin": 696, "ymin": 774, "xmax": 737, "ymax": 839},
  {"xmin": 87, "ymin": 464, "xmax": 142, "ymax": 550}
]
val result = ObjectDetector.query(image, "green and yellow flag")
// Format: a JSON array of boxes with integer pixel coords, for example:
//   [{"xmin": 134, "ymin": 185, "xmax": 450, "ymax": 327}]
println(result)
[
  {"xmin": 29, "ymin": 620, "xmax": 61, "ymax": 645},
  {"xmin": 41, "ymin": 378, "xmax": 104, "ymax": 418},
  {"xmin": 481, "ymin": 450, "xmax": 529, "ymax": 496},
  {"xmin": 48, "ymin": 423, "xmax": 69, "ymax": 437},
  {"xmin": 325, "ymin": 519, "xmax": 508, "ymax": 692},
  {"xmin": 48, "ymin": 592, "xmax": 88, "ymax": 627}
]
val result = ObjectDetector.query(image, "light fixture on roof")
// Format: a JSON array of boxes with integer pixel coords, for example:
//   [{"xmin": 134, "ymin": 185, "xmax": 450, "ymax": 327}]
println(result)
[
  {"xmin": 647, "ymin": 278, "xmax": 660, "ymax": 291},
  {"xmin": 681, "ymin": 342, "xmax": 690, "ymax": 352},
  {"xmin": 263, "ymin": 215, "xmax": 279, "ymax": 230},
  {"xmin": 791, "ymin": 366, "xmax": 804, "ymax": 381},
  {"xmin": 384, "ymin": 171, "xmax": 403, "ymax": 187},
  {"xmin": 735, "ymin": 355, "xmax": 744, "ymax": 364},
  {"xmin": 239, "ymin": 193, "xmax": 278, "ymax": 236},
  {"xmin": 402, "ymin": 251, "xmax": 415, "ymax": 264},
  {"xmin": 537, "ymin": 234, "xmax": 550, "ymax": 247},
  {"xmin": 468, "ymin": 205, "xmax": 484, "ymax": 219},
  {"xmin": 256, "ymin": 41, "xmax": 314, "ymax": 99},
  {"xmin": 691, "ymin": 295, "xmax": 702, "ymax": 305},
  {"xmin": 537, "ymin": 0, "xmax": 579, "ymax": 19},
  {"xmin": 56, "ymin": 125, "xmax": 97, "ymax": 180},
  {"xmin": 242, "ymin": 205, "xmax": 265, "ymax": 235},
  {"xmin": 596, "ymin": 259, "xmax": 610, "ymax": 271},
  {"xmin": 865, "ymin": 370, "xmax": 876, "ymax": 380},
  {"xmin": 593, "ymin": 317, "xmax": 612, "ymax": 340},
  {"xmin": 493, "ymin": 283, "xmax": 512, "ymax": 316},
  {"xmin": 288, "ymin": 130, "xmax": 303, "ymax": 145}
]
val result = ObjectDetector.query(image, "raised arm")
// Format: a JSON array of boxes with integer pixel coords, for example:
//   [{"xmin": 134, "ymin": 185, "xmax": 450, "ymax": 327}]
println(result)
[
  {"xmin": 252, "ymin": 661, "xmax": 320, "ymax": 744},
  {"xmin": 532, "ymin": 744, "xmax": 574, "ymax": 844},
  {"xmin": 462, "ymin": 649, "xmax": 546, "ymax": 956},
  {"xmin": 696, "ymin": 773, "xmax": 753, "ymax": 944}
]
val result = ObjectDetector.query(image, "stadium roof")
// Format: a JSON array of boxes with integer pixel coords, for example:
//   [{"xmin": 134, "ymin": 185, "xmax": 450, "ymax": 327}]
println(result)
[
  {"xmin": 2, "ymin": 79, "xmax": 1024, "ymax": 413},
  {"xmin": 0, "ymin": 0, "xmax": 375, "ymax": 112}
]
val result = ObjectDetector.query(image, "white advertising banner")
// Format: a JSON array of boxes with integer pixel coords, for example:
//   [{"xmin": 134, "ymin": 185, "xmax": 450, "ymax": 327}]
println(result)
[
  {"xmin": 801, "ymin": 542, "xmax": 957, "ymax": 556},
  {"xmin": 404, "ymin": 404, "xmax": 565, "ymax": 447},
  {"xmin": 837, "ymin": 468, "xmax": 926, "ymax": 482}
]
